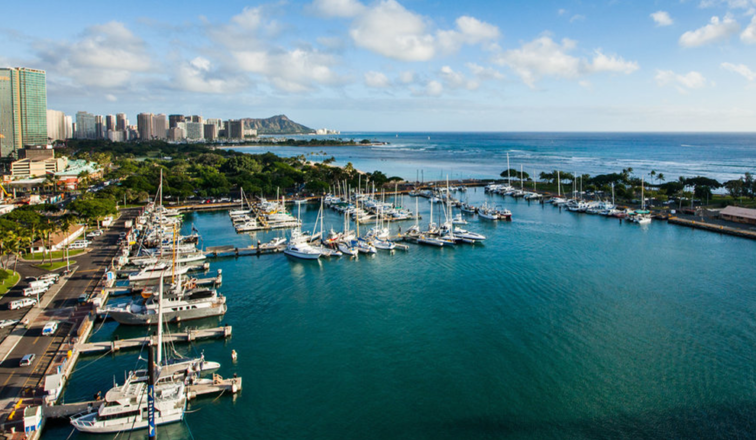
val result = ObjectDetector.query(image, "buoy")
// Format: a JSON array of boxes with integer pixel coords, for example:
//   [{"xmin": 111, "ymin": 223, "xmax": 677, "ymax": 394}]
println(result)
[{"xmin": 231, "ymin": 349, "xmax": 237, "ymax": 361}]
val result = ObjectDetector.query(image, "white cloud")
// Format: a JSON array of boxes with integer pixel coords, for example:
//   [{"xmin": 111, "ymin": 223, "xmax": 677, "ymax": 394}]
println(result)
[
  {"xmin": 699, "ymin": 0, "xmax": 756, "ymax": 9},
  {"xmin": 721, "ymin": 62, "xmax": 756, "ymax": 80},
  {"xmin": 309, "ymin": 0, "xmax": 366, "ymax": 18},
  {"xmin": 493, "ymin": 36, "xmax": 638, "ymax": 87},
  {"xmin": 439, "ymin": 65, "xmax": 478, "ymax": 90},
  {"xmin": 349, "ymin": 0, "xmax": 435, "ymax": 61},
  {"xmin": 398, "ymin": 71, "xmax": 415, "ymax": 83},
  {"xmin": 651, "ymin": 11, "xmax": 674, "ymax": 27},
  {"xmin": 425, "ymin": 80, "xmax": 443, "ymax": 96},
  {"xmin": 587, "ymin": 50, "xmax": 639, "ymax": 74},
  {"xmin": 742, "ymin": 16, "xmax": 756, "ymax": 43},
  {"xmin": 466, "ymin": 63, "xmax": 505, "ymax": 80},
  {"xmin": 364, "ymin": 71, "xmax": 390, "ymax": 88},
  {"xmin": 347, "ymin": 0, "xmax": 498, "ymax": 61},
  {"xmin": 570, "ymin": 14, "xmax": 586, "ymax": 23},
  {"xmin": 233, "ymin": 48, "xmax": 342, "ymax": 93},
  {"xmin": 655, "ymin": 70, "xmax": 708, "ymax": 93},
  {"xmin": 558, "ymin": 9, "xmax": 567, "ymax": 16},
  {"xmin": 679, "ymin": 15, "xmax": 740, "ymax": 47},
  {"xmin": 173, "ymin": 57, "xmax": 248, "ymax": 94},
  {"xmin": 105, "ymin": 94, "xmax": 118, "ymax": 102},
  {"xmin": 34, "ymin": 21, "xmax": 152, "ymax": 89}
]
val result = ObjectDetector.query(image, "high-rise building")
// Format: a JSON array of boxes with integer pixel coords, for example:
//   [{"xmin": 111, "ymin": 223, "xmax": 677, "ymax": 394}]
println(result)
[
  {"xmin": 190, "ymin": 115, "xmax": 203, "ymax": 124},
  {"xmin": 204, "ymin": 124, "xmax": 217, "ymax": 142},
  {"xmin": 168, "ymin": 114, "xmax": 185, "ymax": 128},
  {"xmin": 105, "ymin": 114, "xmax": 116, "ymax": 132},
  {"xmin": 116, "ymin": 113, "xmax": 127, "ymax": 131},
  {"xmin": 153, "ymin": 114, "xmax": 167, "ymax": 140},
  {"xmin": 64, "ymin": 115, "xmax": 73, "ymax": 139},
  {"xmin": 137, "ymin": 113, "xmax": 154, "ymax": 140},
  {"xmin": 0, "ymin": 67, "xmax": 48, "ymax": 157},
  {"xmin": 185, "ymin": 122, "xmax": 203, "ymax": 140},
  {"xmin": 94, "ymin": 115, "xmax": 105, "ymax": 139},
  {"xmin": 168, "ymin": 127, "xmax": 185, "ymax": 141},
  {"xmin": 46, "ymin": 109, "xmax": 68, "ymax": 142},
  {"xmin": 227, "ymin": 120, "xmax": 243, "ymax": 140},
  {"xmin": 75, "ymin": 111, "xmax": 96, "ymax": 139}
]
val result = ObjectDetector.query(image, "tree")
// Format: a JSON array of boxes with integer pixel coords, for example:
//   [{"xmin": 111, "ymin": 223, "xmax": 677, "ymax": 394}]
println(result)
[
  {"xmin": 649, "ymin": 170, "xmax": 656, "ymax": 185},
  {"xmin": 657, "ymin": 173, "xmax": 665, "ymax": 183},
  {"xmin": 68, "ymin": 198, "xmax": 117, "ymax": 227}
]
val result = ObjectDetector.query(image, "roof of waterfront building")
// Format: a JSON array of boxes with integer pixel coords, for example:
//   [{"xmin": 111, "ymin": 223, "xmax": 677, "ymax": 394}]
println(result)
[{"xmin": 721, "ymin": 206, "xmax": 756, "ymax": 220}]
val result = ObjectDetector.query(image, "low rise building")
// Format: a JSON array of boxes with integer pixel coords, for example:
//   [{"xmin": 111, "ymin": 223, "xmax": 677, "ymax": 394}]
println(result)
[
  {"xmin": 31, "ymin": 224, "xmax": 86, "ymax": 252},
  {"xmin": 720, "ymin": 206, "xmax": 756, "ymax": 225},
  {"xmin": 10, "ymin": 156, "xmax": 68, "ymax": 179}
]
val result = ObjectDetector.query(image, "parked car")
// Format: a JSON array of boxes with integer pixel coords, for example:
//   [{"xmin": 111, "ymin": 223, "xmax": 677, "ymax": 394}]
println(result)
[
  {"xmin": 9, "ymin": 298, "xmax": 37, "ymax": 310},
  {"xmin": 22, "ymin": 286, "xmax": 48, "ymax": 297},
  {"xmin": 19, "ymin": 353, "xmax": 35, "ymax": 367},
  {"xmin": 42, "ymin": 321, "xmax": 59, "ymax": 336},
  {"xmin": 38, "ymin": 273, "xmax": 60, "ymax": 282},
  {"xmin": 28, "ymin": 279, "xmax": 54, "ymax": 289},
  {"xmin": 0, "ymin": 319, "xmax": 19, "ymax": 328}
]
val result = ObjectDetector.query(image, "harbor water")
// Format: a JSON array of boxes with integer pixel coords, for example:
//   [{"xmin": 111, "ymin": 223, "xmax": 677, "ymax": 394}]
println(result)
[{"xmin": 43, "ymin": 186, "xmax": 756, "ymax": 439}]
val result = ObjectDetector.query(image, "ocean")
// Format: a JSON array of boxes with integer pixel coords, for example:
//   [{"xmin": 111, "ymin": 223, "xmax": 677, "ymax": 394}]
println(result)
[
  {"xmin": 230, "ymin": 132, "xmax": 756, "ymax": 185},
  {"xmin": 42, "ymin": 133, "xmax": 756, "ymax": 440}
]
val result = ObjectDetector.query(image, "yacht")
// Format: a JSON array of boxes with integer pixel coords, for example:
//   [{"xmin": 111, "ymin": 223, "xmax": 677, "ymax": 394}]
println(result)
[
  {"xmin": 106, "ymin": 287, "xmax": 227, "ymax": 325},
  {"xmin": 453, "ymin": 228, "xmax": 487, "ymax": 242},
  {"xmin": 70, "ymin": 373, "xmax": 186, "ymax": 434},
  {"xmin": 284, "ymin": 229, "xmax": 321, "ymax": 260},
  {"xmin": 128, "ymin": 264, "xmax": 190, "ymax": 283}
]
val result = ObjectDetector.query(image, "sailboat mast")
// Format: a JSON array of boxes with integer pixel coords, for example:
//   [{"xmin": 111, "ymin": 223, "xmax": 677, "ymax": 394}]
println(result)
[
  {"xmin": 157, "ymin": 272, "xmax": 164, "ymax": 364},
  {"xmin": 557, "ymin": 170, "xmax": 561, "ymax": 197}
]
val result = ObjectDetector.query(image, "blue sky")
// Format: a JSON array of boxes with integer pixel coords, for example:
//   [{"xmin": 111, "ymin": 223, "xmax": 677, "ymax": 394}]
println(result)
[{"xmin": 2, "ymin": 0, "xmax": 756, "ymax": 131}]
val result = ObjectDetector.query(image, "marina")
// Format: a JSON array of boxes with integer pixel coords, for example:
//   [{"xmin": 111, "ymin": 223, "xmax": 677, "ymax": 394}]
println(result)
[{"xmin": 27, "ymin": 133, "xmax": 756, "ymax": 440}]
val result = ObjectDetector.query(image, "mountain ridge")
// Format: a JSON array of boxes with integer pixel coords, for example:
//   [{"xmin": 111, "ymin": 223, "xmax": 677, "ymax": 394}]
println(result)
[{"xmin": 241, "ymin": 114, "xmax": 313, "ymax": 135}]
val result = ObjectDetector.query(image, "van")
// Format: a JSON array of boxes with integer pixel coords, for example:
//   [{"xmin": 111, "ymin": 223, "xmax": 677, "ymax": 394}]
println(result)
[
  {"xmin": 9, "ymin": 298, "xmax": 37, "ymax": 310},
  {"xmin": 72, "ymin": 239, "xmax": 91, "ymax": 247},
  {"xmin": 29, "ymin": 279, "xmax": 54, "ymax": 290},
  {"xmin": 38, "ymin": 273, "xmax": 59, "ymax": 282},
  {"xmin": 42, "ymin": 321, "xmax": 58, "ymax": 336},
  {"xmin": 19, "ymin": 353, "xmax": 35, "ymax": 367},
  {"xmin": 22, "ymin": 286, "xmax": 47, "ymax": 297}
]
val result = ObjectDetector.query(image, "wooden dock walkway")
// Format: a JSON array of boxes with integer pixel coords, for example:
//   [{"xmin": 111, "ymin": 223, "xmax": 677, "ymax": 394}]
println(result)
[{"xmin": 78, "ymin": 326, "xmax": 232, "ymax": 355}]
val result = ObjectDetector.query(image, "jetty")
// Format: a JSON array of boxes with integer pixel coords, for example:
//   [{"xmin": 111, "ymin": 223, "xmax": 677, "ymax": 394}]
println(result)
[
  {"xmin": 78, "ymin": 325, "xmax": 232, "ymax": 355},
  {"xmin": 667, "ymin": 216, "xmax": 756, "ymax": 240}
]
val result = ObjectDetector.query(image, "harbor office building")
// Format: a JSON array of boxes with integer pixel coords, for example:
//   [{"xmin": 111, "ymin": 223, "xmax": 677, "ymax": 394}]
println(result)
[{"xmin": 720, "ymin": 206, "xmax": 756, "ymax": 226}]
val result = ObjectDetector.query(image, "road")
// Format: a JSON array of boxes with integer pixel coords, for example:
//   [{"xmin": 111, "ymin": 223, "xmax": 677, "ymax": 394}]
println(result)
[{"xmin": 0, "ymin": 209, "xmax": 138, "ymax": 405}]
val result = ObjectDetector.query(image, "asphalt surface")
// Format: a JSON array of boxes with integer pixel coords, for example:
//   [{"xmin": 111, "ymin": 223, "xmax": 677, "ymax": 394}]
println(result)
[{"xmin": 0, "ymin": 209, "xmax": 138, "ymax": 403}]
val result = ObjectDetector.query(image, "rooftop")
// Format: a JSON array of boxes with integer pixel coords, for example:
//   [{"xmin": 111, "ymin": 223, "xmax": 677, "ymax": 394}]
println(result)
[{"xmin": 721, "ymin": 206, "xmax": 756, "ymax": 221}]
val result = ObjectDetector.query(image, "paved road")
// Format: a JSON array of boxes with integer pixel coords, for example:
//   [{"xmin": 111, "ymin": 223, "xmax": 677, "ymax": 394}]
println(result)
[{"xmin": 0, "ymin": 209, "xmax": 138, "ymax": 405}]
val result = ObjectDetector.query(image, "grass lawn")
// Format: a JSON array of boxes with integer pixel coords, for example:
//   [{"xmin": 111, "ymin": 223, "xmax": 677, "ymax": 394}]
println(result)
[
  {"xmin": 34, "ymin": 261, "xmax": 75, "ymax": 271},
  {"xmin": 0, "ymin": 269, "xmax": 20, "ymax": 297},
  {"xmin": 25, "ymin": 249, "xmax": 85, "ymax": 261}
]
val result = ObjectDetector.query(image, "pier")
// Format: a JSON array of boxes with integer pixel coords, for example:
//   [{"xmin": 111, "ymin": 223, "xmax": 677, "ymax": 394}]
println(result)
[
  {"xmin": 78, "ymin": 325, "xmax": 232, "ymax": 355},
  {"xmin": 667, "ymin": 216, "xmax": 756, "ymax": 240}
]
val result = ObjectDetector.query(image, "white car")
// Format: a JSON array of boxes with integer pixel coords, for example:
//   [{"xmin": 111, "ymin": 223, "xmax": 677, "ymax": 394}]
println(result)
[{"xmin": 0, "ymin": 319, "xmax": 19, "ymax": 328}]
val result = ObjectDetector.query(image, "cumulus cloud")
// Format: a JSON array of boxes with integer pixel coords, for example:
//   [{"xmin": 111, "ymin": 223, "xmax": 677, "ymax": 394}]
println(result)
[
  {"xmin": 309, "ymin": 0, "xmax": 366, "ymax": 18},
  {"xmin": 424, "ymin": 80, "xmax": 443, "ymax": 96},
  {"xmin": 439, "ymin": 66, "xmax": 478, "ymax": 90},
  {"xmin": 33, "ymin": 21, "xmax": 152, "ymax": 89},
  {"xmin": 398, "ymin": 71, "xmax": 415, "ymax": 83},
  {"xmin": 679, "ymin": 15, "xmax": 740, "ymax": 47},
  {"xmin": 721, "ymin": 62, "xmax": 756, "ymax": 80},
  {"xmin": 364, "ymin": 71, "xmax": 390, "ymax": 88},
  {"xmin": 651, "ymin": 11, "xmax": 674, "ymax": 27},
  {"xmin": 742, "ymin": 16, "xmax": 756, "ymax": 44},
  {"xmin": 346, "ymin": 0, "xmax": 498, "ymax": 61},
  {"xmin": 699, "ymin": 0, "xmax": 756, "ymax": 9},
  {"xmin": 232, "ymin": 48, "xmax": 342, "ymax": 92},
  {"xmin": 466, "ymin": 63, "xmax": 505, "ymax": 80},
  {"xmin": 493, "ymin": 36, "xmax": 638, "ymax": 87},
  {"xmin": 570, "ymin": 15, "xmax": 586, "ymax": 23},
  {"xmin": 172, "ymin": 56, "xmax": 249, "ymax": 94},
  {"xmin": 655, "ymin": 70, "xmax": 708, "ymax": 93},
  {"xmin": 105, "ymin": 94, "xmax": 118, "ymax": 102},
  {"xmin": 586, "ymin": 51, "xmax": 639, "ymax": 74}
]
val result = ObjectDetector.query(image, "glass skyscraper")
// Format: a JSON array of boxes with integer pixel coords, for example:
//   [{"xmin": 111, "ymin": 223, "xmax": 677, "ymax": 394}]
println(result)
[{"xmin": 0, "ymin": 67, "xmax": 48, "ymax": 158}]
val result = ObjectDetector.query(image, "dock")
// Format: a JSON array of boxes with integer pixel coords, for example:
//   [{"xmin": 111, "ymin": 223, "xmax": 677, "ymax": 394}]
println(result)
[
  {"xmin": 667, "ymin": 216, "xmax": 756, "ymax": 240},
  {"xmin": 45, "ymin": 374, "xmax": 242, "ymax": 419},
  {"xmin": 205, "ymin": 244, "xmax": 286, "ymax": 258},
  {"xmin": 78, "ymin": 325, "xmax": 232, "ymax": 355}
]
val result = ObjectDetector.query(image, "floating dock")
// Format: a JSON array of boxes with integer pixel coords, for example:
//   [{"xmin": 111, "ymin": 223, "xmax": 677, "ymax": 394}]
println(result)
[{"xmin": 78, "ymin": 325, "xmax": 232, "ymax": 355}]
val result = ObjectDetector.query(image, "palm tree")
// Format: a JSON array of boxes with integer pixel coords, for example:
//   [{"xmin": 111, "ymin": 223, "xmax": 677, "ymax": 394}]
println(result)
[
  {"xmin": 649, "ymin": 170, "xmax": 657, "ymax": 186},
  {"xmin": 658, "ymin": 173, "xmax": 665, "ymax": 183}
]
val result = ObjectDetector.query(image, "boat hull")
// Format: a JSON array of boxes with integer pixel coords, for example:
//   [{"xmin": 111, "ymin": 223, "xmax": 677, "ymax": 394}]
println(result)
[{"xmin": 108, "ymin": 303, "xmax": 227, "ymax": 325}]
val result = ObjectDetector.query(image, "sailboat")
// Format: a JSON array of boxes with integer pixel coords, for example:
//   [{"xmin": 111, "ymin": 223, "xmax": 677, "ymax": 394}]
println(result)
[
  {"xmin": 632, "ymin": 178, "xmax": 652, "ymax": 225},
  {"xmin": 71, "ymin": 274, "xmax": 190, "ymax": 433},
  {"xmin": 284, "ymin": 204, "xmax": 322, "ymax": 259}
]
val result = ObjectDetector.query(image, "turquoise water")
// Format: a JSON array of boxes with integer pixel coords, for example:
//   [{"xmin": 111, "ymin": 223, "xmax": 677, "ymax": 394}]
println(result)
[
  {"xmin": 44, "ymin": 189, "xmax": 756, "ymax": 439},
  {"xmin": 231, "ymin": 132, "xmax": 756, "ymax": 184}
]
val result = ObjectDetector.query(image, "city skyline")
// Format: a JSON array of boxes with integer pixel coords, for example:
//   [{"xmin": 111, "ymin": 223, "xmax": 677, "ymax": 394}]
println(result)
[{"xmin": 2, "ymin": 0, "xmax": 756, "ymax": 131}]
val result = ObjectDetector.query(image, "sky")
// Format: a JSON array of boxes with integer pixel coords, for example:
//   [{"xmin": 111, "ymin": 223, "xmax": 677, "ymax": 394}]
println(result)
[{"xmin": 2, "ymin": 0, "xmax": 756, "ymax": 131}]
